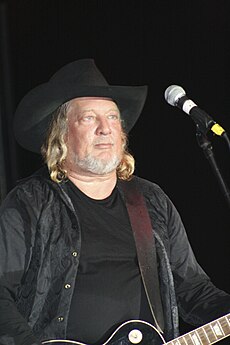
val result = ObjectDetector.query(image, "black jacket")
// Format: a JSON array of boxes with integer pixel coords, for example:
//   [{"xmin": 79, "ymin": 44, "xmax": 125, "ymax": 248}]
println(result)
[{"xmin": 0, "ymin": 167, "xmax": 230, "ymax": 345}]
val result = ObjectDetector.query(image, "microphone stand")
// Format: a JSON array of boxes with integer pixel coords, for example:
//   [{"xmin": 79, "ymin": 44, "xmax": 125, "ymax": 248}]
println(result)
[{"xmin": 196, "ymin": 130, "xmax": 230, "ymax": 209}]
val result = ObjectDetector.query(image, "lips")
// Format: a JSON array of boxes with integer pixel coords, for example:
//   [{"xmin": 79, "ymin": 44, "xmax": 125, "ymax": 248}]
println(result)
[
  {"xmin": 94, "ymin": 139, "xmax": 114, "ymax": 146},
  {"xmin": 94, "ymin": 139, "xmax": 114, "ymax": 144},
  {"xmin": 94, "ymin": 143, "xmax": 114, "ymax": 149}
]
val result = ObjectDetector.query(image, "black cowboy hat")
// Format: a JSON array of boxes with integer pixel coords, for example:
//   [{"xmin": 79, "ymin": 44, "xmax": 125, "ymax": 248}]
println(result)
[{"xmin": 13, "ymin": 58, "xmax": 148, "ymax": 153}]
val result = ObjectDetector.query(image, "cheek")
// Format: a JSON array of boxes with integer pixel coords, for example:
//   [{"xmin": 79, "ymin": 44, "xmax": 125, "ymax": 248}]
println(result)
[
  {"xmin": 68, "ymin": 128, "xmax": 94, "ymax": 156},
  {"xmin": 115, "ymin": 126, "xmax": 123, "ymax": 144},
  {"xmin": 114, "ymin": 133, "xmax": 124, "ymax": 154},
  {"xmin": 66, "ymin": 127, "xmax": 81, "ymax": 153}
]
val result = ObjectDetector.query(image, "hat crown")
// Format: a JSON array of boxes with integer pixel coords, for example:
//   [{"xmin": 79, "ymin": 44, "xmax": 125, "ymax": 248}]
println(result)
[{"xmin": 50, "ymin": 58, "xmax": 109, "ymax": 86}]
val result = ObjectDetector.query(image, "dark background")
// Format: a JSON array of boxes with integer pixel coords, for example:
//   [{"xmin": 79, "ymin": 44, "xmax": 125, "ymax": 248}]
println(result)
[{"xmin": 0, "ymin": 0, "xmax": 230, "ymax": 342}]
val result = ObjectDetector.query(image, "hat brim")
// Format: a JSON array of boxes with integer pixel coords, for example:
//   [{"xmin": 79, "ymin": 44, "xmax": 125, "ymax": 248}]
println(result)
[{"xmin": 14, "ymin": 80, "xmax": 147, "ymax": 153}]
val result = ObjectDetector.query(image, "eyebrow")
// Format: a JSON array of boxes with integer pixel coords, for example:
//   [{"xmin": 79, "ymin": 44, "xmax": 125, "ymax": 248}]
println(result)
[{"xmin": 80, "ymin": 108, "xmax": 119, "ymax": 113}]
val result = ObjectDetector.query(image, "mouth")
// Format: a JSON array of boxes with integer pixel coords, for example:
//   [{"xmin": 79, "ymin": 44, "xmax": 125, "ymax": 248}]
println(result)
[{"xmin": 94, "ymin": 143, "xmax": 114, "ymax": 149}]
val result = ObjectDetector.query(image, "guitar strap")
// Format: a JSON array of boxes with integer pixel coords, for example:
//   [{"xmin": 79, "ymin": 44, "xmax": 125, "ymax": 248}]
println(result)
[{"xmin": 121, "ymin": 178, "xmax": 164, "ymax": 334}]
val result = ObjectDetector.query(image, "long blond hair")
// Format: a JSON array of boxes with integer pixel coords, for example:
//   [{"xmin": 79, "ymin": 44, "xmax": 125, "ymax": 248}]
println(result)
[{"xmin": 41, "ymin": 102, "xmax": 135, "ymax": 182}]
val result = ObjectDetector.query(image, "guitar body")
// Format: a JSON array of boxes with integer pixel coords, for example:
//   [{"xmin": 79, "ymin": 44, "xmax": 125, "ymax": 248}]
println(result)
[
  {"xmin": 42, "ymin": 320, "xmax": 165, "ymax": 345},
  {"xmin": 42, "ymin": 313, "xmax": 230, "ymax": 345}
]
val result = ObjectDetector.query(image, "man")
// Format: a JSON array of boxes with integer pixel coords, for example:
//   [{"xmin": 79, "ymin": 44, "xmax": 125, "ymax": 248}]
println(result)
[{"xmin": 0, "ymin": 59, "xmax": 230, "ymax": 345}]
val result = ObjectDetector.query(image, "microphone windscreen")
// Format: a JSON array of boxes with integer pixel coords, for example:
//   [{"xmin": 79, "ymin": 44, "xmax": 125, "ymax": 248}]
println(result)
[{"xmin": 164, "ymin": 85, "xmax": 186, "ymax": 106}]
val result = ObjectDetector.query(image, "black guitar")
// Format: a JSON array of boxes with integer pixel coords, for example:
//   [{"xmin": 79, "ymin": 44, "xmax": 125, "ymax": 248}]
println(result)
[{"xmin": 42, "ymin": 313, "xmax": 230, "ymax": 345}]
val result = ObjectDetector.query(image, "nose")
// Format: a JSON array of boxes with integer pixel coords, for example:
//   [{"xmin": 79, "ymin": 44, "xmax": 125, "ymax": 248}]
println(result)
[{"xmin": 96, "ymin": 117, "xmax": 112, "ymax": 135}]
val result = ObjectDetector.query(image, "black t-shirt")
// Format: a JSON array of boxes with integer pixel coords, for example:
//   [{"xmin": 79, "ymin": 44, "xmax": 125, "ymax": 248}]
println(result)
[{"xmin": 66, "ymin": 180, "xmax": 153, "ymax": 344}]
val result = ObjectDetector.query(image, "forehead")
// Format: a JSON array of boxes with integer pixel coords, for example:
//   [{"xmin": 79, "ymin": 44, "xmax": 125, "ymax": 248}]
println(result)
[{"xmin": 67, "ymin": 97, "xmax": 119, "ymax": 112}]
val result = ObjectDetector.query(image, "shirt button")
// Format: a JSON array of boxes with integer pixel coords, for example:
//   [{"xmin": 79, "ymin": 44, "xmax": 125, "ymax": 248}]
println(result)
[
  {"xmin": 64, "ymin": 283, "xmax": 71, "ymax": 289},
  {"xmin": 72, "ymin": 251, "xmax": 78, "ymax": 257},
  {"xmin": 57, "ymin": 316, "xmax": 64, "ymax": 322}
]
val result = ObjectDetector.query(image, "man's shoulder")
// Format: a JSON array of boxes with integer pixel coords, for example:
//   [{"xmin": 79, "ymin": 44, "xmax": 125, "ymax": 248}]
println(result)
[
  {"xmin": 3, "ymin": 166, "xmax": 59, "ymax": 204},
  {"xmin": 133, "ymin": 175, "xmax": 162, "ymax": 189},
  {"xmin": 118, "ymin": 176, "xmax": 173, "ymax": 228},
  {"xmin": 119, "ymin": 175, "xmax": 169, "ymax": 206},
  {"xmin": 133, "ymin": 175, "xmax": 167, "ymax": 199},
  {"xmin": 15, "ymin": 166, "xmax": 53, "ymax": 189}
]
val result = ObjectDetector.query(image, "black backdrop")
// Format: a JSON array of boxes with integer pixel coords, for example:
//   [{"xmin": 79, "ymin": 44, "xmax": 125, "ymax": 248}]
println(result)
[{"xmin": 1, "ymin": 0, "xmax": 230, "ymax": 341}]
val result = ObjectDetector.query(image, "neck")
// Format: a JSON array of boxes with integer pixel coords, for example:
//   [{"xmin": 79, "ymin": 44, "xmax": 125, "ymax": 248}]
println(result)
[{"xmin": 67, "ymin": 169, "xmax": 118, "ymax": 200}]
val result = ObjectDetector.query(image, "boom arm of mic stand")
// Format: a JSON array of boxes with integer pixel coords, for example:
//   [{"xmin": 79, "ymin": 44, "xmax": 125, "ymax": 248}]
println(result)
[{"xmin": 196, "ymin": 130, "xmax": 230, "ymax": 209}]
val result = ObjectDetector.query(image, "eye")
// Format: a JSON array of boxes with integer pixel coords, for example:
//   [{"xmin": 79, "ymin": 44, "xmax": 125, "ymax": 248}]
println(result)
[
  {"xmin": 82, "ymin": 115, "xmax": 96, "ymax": 122},
  {"xmin": 107, "ymin": 113, "xmax": 120, "ymax": 120}
]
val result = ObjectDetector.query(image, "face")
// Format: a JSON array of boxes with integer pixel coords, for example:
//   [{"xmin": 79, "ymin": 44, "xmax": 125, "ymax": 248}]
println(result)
[{"xmin": 65, "ymin": 97, "xmax": 124, "ymax": 176}]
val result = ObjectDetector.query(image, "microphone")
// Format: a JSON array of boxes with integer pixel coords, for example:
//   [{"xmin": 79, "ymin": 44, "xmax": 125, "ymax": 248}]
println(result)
[{"xmin": 164, "ymin": 85, "xmax": 226, "ymax": 136}]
